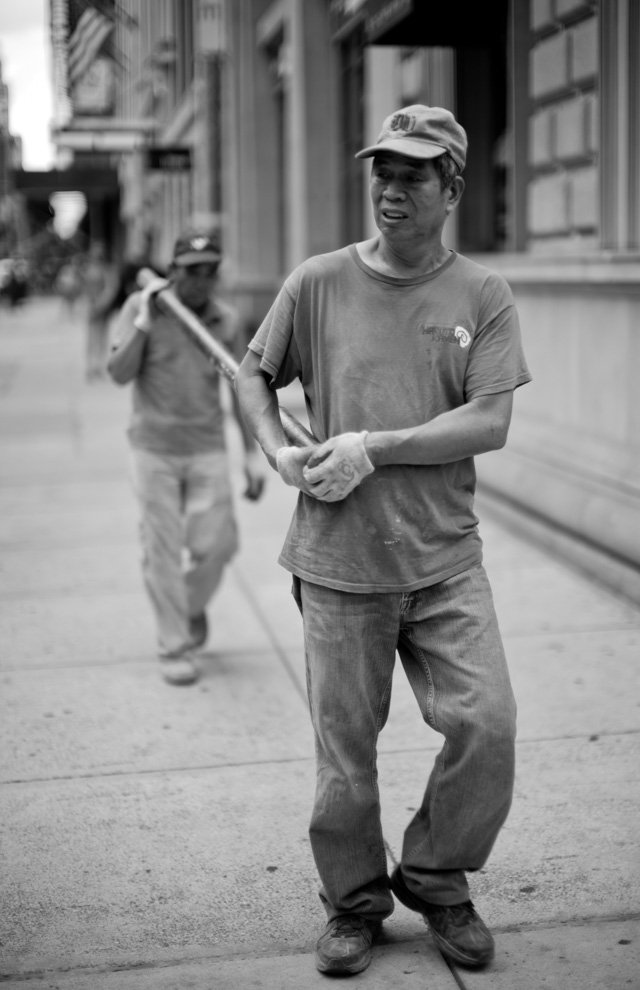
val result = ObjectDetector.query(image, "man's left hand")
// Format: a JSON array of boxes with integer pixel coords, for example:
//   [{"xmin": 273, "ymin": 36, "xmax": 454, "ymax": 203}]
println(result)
[
  {"xmin": 133, "ymin": 276, "xmax": 169, "ymax": 332},
  {"xmin": 243, "ymin": 449, "xmax": 266, "ymax": 501},
  {"xmin": 302, "ymin": 432, "xmax": 374, "ymax": 501}
]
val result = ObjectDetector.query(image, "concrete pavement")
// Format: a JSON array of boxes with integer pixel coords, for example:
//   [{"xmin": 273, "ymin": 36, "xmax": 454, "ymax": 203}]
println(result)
[{"xmin": 0, "ymin": 296, "xmax": 639, "ymax": 989}]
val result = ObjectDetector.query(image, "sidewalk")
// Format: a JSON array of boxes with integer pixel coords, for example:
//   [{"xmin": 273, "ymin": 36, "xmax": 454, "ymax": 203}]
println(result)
[{"xmin": 0, "ymin": 297, "xmax": 638, "ymax": 989}]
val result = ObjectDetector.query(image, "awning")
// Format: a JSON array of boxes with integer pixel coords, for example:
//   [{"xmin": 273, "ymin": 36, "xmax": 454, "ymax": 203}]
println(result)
[
  {"xmin": 329, "ymin": 0, "xmax": 413, "ymax": 42},
  {"xmin": 329, "ymin": 0, "xmax": 507, "ymax": 47}
]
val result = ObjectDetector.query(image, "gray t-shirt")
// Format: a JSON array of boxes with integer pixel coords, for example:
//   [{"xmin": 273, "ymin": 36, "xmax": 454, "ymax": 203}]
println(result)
[
  {"xmin": 250, "ymin": 245, "xmax": 531, "ymax": 593},
  {"xmin": 114, "ymin": 291, "xmax": 237, "ymax": 456}
]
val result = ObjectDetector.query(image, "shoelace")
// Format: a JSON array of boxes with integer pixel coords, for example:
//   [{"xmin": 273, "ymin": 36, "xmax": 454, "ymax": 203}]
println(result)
[
  {"xmin": 428, "ymin": 901, "xmax": 477, "ymax": 926},
  {"xmin": 332, "ymin": 916, "xmax": 368, "ymax": 938}
]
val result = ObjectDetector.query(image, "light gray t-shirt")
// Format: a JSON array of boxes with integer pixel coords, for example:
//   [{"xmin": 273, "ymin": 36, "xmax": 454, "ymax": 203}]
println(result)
[
  {"xmin": 114, "ymin": 291, "xmax": 237, "ymax": 456},
  {"xmin": 250, "ymin": 245, "xmax": 531, "ymax": 593}
]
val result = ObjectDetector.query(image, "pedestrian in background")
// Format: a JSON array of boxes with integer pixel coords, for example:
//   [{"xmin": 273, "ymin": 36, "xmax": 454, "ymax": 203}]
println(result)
[
  {"xmin": 1, "ymin": 259, "xmax": 30, "ymax": 308},
  {"xmin": 83, "ymin": 241, "xmax": 118, "ymax": 380},
  {"xmin": 54, "ymin": 254, "xmax": 84, "ymax": 319},
  {"xmin": 108, "ymin": 229, "xmax": 265, "ymax": 685},
  {"xmin": 236, "ymin": 105, "xmax": 531, "ymax": 976}
]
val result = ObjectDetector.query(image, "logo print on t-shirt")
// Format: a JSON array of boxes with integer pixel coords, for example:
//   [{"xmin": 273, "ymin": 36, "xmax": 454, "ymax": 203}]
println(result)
[{"xmin": 421, "ymin": 325, "xmax": 472, "ymax": 348}]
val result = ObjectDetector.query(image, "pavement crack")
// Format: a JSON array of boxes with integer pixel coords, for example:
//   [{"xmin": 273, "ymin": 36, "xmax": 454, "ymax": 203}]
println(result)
[{"xmin": 0, "ymin": 752, "xmax": 316, "ymax": 786}]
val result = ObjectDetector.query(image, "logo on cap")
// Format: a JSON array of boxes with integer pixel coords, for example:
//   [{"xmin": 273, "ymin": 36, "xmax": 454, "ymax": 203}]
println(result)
[
  {"xmin": 190, "ymin": 237, "xmax": 209, "ymax": 251},
  {"xmin": 390, "ymin": 113, "xmax": 416, "ymax": 134}
]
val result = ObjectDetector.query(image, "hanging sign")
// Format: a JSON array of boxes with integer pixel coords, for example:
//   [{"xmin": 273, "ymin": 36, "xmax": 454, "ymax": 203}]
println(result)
[{"xmin": 147, "ymin": 148, "xmax": 192, "ymax": 172}]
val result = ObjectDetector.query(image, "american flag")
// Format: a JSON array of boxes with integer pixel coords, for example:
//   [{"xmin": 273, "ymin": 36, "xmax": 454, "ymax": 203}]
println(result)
[{"xmin": 67, "ymin": 2, "xmax": 114, "ymax": 87}]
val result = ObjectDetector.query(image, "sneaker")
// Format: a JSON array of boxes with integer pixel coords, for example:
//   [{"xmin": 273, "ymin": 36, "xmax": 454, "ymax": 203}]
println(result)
[
  {"xmin": 315, "ymin": 914, "xmax": 381, "ymax": 975},
  {"xmin": 189, "ymin": 612, "xmax": 208, "ymax": 649},
  {"xmin": 159, "ymin": 652, "xmax": 199, "ymax": 686},
  {"xmin": 390, "ymin": 866, "xmax": 494, "ymax": 968}
]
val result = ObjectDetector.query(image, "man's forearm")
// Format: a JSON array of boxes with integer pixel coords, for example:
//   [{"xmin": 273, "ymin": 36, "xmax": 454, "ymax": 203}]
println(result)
[
  {"xmin": 235, "ymin": 368, "xmax": 289, "ymax": 469},
  {"xmin": 365, "ymin": 392, "xmax": 513, "ymax": 467},
  {"xmin": 230, "ymin": 387, "xmax": 260, "ymax": 453},
  {"xmin": 107, "ymin": 321, "xmax": 146, "ymax": 384},
  {"xmin": 107, "ymin": 330, "xmax": 146, "ymax": 383}
]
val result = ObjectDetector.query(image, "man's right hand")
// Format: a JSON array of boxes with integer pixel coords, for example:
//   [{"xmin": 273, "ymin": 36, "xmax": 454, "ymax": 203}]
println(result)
[
  {"xmin": 276, "ymin": 445, "xmax": 321, "ymax": 497},
  {"xmin": 134, "ymin": 276, "xmax": 169, "ymax": 332}
]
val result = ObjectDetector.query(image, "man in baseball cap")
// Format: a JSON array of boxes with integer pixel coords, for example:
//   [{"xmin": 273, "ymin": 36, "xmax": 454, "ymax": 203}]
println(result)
[
  {"xmin": 236, "ymin": 104, "xmax": 530, "ymax": 977},
  {"xmin": 108, "ymin": 227, "xmax": 265, "ymax": 686}
]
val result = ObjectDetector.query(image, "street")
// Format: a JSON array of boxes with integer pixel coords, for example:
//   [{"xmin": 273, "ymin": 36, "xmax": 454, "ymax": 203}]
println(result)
[{"xmin": 0, "ymin": 296, "xmax": 639, "ymax": 989}]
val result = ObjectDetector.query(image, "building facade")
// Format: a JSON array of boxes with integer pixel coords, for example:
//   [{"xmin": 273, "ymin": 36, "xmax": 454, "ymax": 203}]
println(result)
[{"xmin": 52, "ymin": 0, "xmax": 640, "ymax": 600}]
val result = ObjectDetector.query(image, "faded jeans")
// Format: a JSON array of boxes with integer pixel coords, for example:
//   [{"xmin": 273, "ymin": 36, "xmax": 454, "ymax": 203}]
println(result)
[
  {"xmin": 294, "ymin": 564, "xmax": 517, "ymax": 922},
  {"xmin": 131, "ymin": 448, "xmax": 238, "ymax": 657}
]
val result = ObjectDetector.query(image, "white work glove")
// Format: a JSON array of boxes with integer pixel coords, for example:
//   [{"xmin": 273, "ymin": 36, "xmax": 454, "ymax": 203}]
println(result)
[
  {"xmin": 243, "ymin": 448, "xmax": 266, "ymax": 501},
  {"xmin": 133, "ymin": 277, "xmax": 169, "ymax": 332},
  {"xmin": 276, "ymin": 445, "xmax": 320, "ymax": 497},
  {"xmin": 302, "ymin": 431, "xmax": 374, "ymax": 502}
]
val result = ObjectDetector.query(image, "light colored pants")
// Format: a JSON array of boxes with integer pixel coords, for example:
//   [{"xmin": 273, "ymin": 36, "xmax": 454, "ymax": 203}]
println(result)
[
  {"xmin": 294, "ymin": 564, "xmax": 517, "ymax": 922},
  {"xmin": 131, "ymin": 448, "xmax": 238, "ymax": 657}
]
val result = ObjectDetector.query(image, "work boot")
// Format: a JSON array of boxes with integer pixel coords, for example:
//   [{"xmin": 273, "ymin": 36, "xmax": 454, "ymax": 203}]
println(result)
[
  {"xmin": 189, "ymin": 612, "xmax": 208, "ymax": 649},
  {"xmin": 315, "ymin": 914, "xmax": 381, "ymax": 975},
  {"xmin": 390, "ymin": 866, "xmax": 494, "ymax": 968},
  {"xmin": 159, "ymin": 652, "xmax": 198, "ymax": 686}
]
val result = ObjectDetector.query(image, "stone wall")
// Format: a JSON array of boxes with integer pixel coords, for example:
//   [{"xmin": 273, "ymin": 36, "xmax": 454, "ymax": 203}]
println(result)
[{"xmin": 473, "ymin": 252, "xmax": 640, "ymax": 603}]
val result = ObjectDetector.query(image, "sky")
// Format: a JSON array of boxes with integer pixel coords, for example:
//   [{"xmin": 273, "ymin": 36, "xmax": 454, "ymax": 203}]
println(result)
[{"xmin": 0, "ymin": 0, "xmax": 56, "ymax": 170}]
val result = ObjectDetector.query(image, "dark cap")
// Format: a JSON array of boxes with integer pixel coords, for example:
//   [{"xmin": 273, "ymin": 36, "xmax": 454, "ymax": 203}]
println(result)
[
  {"xmin": 355, "ymin": 105, "xmax": 467, "ymax": 171},
  {"xmin": 172, "ymin": 230, "xmax": 222, "ymax": 267}
]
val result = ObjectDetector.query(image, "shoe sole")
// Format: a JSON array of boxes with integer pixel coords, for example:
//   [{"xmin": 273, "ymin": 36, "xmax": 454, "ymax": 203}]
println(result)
[
  {"xmin": 160, "ymin": 663, "xmax": 199, "ymax": 685},
  {"xmin": 315, "ymin": 951, "xmax": 372, "ymax": 975},
  {"xmin": 390, "ymin": 872, "xmax": 493, "ymax": 968},
  {"xmin": 428, "ymin": 931, "xmax": 494, "ymax": 968}
]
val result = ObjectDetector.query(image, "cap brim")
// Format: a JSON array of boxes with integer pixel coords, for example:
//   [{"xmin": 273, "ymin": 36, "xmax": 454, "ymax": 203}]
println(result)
[
  {"xmin": 173, "ymin": 251, "xmax": 221, "ymax": 266},
  {"xmin": 355, "ymin": 139, "xmax": 447, "ymax": 160}
]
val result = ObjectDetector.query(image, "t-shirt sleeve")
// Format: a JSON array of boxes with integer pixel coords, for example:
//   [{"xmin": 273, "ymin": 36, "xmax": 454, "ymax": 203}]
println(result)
[
  {"xmin": 248, "ymin": 274, "xmax": 302, "ymax": 388},
  {"xmin": 464, "ymin": 274, "xmax": 532, "ymax": 400}
]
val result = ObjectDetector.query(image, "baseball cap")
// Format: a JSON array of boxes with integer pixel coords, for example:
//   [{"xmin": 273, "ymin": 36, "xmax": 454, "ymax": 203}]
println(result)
[
  {"xmin": 171, "ymin": 230, "xmax": 222, "ymax": 267},
  {"xmin": 355, "ymin": 105, "xmax": 467, "ymax": 171}
]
